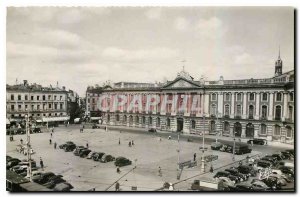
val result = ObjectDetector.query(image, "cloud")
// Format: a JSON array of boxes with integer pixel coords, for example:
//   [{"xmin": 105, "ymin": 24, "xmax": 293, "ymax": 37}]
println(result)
[
  {"xmin": 195, "ymin": 17, "xmax": 226, "ymax": 38},
  {"xmin": 145, "ymin": 8, "xmax": 162, "ymax": 20},
  {"xmin": 102, "ymin": 47, "xmax": 179, "ymax": 61},
  {"xmin": 174, "ymin": 17, "xmax": 190, "ymax": 31}
]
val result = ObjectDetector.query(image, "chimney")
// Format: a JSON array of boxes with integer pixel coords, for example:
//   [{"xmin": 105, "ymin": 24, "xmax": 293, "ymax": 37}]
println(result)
[
  {"xmin": 23, "ymin": 80, "xmax": 28, "ymax": 86},
  {"xmin": 62, "ymin": 86, "xmax": 66, "ymax": 90}
]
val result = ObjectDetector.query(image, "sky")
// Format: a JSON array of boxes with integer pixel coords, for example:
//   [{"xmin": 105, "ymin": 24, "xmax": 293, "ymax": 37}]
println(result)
[{"xmin": 6, "ymin": 7, "xmax": 294, "ymax": 96}]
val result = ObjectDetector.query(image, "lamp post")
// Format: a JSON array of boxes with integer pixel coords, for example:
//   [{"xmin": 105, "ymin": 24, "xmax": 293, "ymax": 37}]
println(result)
[
  {"xmin": 215, "ymin": 112, "xmax": 222, "ymax": 143},
  {"xmin": 201, "ymin": 114, "xmax": 206, "ymax": 173},
  {"xmin": 232, "ymin": 130, "xmax": 236, "ymax": 161},
  {"xmin": 25, "ymin": 110, "xmax": 32, "ymax": 181}
]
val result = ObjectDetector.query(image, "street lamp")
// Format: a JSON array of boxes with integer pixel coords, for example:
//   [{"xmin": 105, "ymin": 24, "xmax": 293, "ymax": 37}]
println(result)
[
  {"xmin": 201, "ymin": 114, "xmax": 206, "ymax": 173},
  {"xmin": 215, "ymin": 112, "xmax": 222, "ymax": 143},
  {"xmin": 25, "ymin": 111, "xmax": 32, "ymax": 181},
  {"xmin": 232, "ymin": 130, "xmax": 236, "ymax": 161}
]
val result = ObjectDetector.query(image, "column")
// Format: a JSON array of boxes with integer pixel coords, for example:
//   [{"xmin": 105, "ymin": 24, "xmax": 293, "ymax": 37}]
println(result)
[
  {"xmin": 282, "ymin": 92, "xmax": 288, "ymax": 121},
  {"xmin": 241, "ymin": 123, "xmax": 246, "ymax": 138},
  {"xmin": 204, "ymin": 93, "xmax": 209, "ymax": 116},
  {"xmin": 254, "ymin": 124, "xmax": 259, "ymax": 138},
  {"xmin": 160, "ymin": 93, "xmax": 166, "ymax": 115},
  {"xmin": 230, "ymin": 124, "xmax": 234, "ymax": 137},
  {"xmin": 254, "ymin": 92, "xmax": 260, "ymax": 119},
  {"xmin": 230, "ymin": 92, "xmax": 235, "ymax": 118},
  {"xmin": 197, "ymin": 93, "xmax": 202, "ymax": 117},
  {"xmin": 268, "ymin": 92, "xmax": 274, "ymax": 120},
  {"xmin": 242, "ymin": 92, "xmax": 247, "ymax": 119},
  {"xmin": 217, "ymin": 92, "xmax": 223, "ymax": 117},
  {"xmin": 171, "ymin": 93, "xmax": 176, "ymax": 116}
]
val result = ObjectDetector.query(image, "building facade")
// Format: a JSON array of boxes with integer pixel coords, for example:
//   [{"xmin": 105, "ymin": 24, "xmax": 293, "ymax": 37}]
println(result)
[
  {"xmin": 6, "ymin": 80, "xmax": 69, "ymax": 125},
  {"xmin": 86, "ymin": 56, "xmax": 294, "ymax": 144}
]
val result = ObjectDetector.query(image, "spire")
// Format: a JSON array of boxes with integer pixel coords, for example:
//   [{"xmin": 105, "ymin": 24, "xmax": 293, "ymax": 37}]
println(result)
[
  {"xmin": 181, "ymin": 60, "xmax": 186, "ymax": 72},
  {"xmin": 278, "ymin": 45, "xmax": 281, "ymax": 59}
]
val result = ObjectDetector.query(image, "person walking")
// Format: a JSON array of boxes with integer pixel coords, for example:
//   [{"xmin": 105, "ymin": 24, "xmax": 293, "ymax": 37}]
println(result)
[
  {"xmin": 54, "ymin": 142, "xmax": 57, "ymax": 149},
  {"xmin": 86, "ymin": 142, "xmax": 89, "ymax": 149},
  {"xmin": 20, "ymin": 138, "xmax": 23, "ymax": 144},
  {"xmin": 118, "ymin": 138, "xmax": 121, "ymax": 145},
  {"xmin": 117, "ymin": 167, "xmax": 121, "ymax": 174},
  {"xmin": 132, "ymin": 140, "xmax": 134, "ymax": 146},
  {"xmin": 49, "ymin": 139, "xmax": 52, "ymax": 145},
  {"xmin": 115, "ymin": 182, "xmax": 120, "ymax": 191},
  {"xmin": 158, "ymin": 166, "xmax": 162, "ymax": 177},
  {"xmin": 40, "ymin": 157, "xmax": 44, "ymax": 170},
  {"xmin": 193, "ymin": 153, "xmax": 197, "ymax": 161},
  {"xmin": 50, "ymin": 133, "xmax": 53, "ymax": 138},
  {"xmin": 129, "ymin": 141, "xmax": 131, "ymax": 147}
]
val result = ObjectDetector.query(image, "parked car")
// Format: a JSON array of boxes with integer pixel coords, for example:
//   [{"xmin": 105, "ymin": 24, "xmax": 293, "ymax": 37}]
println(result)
[
  {"xmin": 64, "ymin": 144, "xmax": 76, "ymax": 152},
  {"xmin": 87, "ymin": 152, "xmax": 97, "ymax": 159},
  {"xmin": 148, "ymin": 128, "xmax": 157, "ymax": 133},
  {"xmin": 278, "ymin": 166, "xmax": 294, "ymax": 176},
  {"xmin": 251, "ymin": 179, "xmax": 271, "ymax": 191},
  {"xmin": 272, "ymin": 154, "xmax": 284, "ymax": 161},
  {"xmin": 6, "ymin": 155, "xmax": 12, "ymax": 161},
  {"xmin": 285, "ymin": 149, "xmax": 294, "ymax": 156},
  {"xmin": 74, "ymin": 147, "xmax": 87, "ymax": 156},
  {"xmin": 92, "ymin": 152, "xmax": 105, "ymax": 161},
  {"xmin": 211, "ymin": 142, "xmax": 223, "ymax": 150},
  {"xmin": 261, "ymin": 156, "xmax": 278, "ymax": 166},
  {"xmin": 92, "ymin": 124, "xmax": 100, "ymax": 129},
  {"xmin": 32, "ymin": 128, "xmax": 42, "ymax": 133},
  {"xmin": 220, "ymin": 142, "xmax": 252, "ymax": 155},
  {"xmin": 277, "ymin": 160, "xmax": 294, "ymax": 168},
  {"xmin": 79, "ymin": 149, "xmax": 92, "ymax": 158},
  {"xmin": 236, "ymin": 165, "xmax": 257, "ymax": 177},
  {"xmin": 225, "ymin": 168, "xmax": 248, "ymax": 181},
  {"xmin": 54, "ymin": 182, "xmax": 73, "ymax": 191},
  {"xmin": 247, "ymin": 138, "xmax": 266, "ymax": 145},
  {"xmin": 280, "ymin": 151, "xmax": 293, "ymax": 160},
  {"xmin": 32, "ymin": 172, "xmax": 56, "ymax": 184},
  {"xmin": 59, "ymin": 141, "xmax": 75, "ymax": 149},
  {"xmin": 260, "ymin": 177, "xmax": 281, "ymax": 190},
  {"xmin": 230, "ymin": 183, "xmax": 254, "ymax": 191},
  {"xmin": 43, "ymin": 175, "xmax": 66, "ymax": 189},
  {"xmin": 115, "ymin": 157, "xmax": 132, "ymax": 167},
  {"xmin": 6, "ymin": 159, "xmax": 21, "ymax": 169},
  {"xmin": 256, "ymin": 160, "xmax": 272, "ymax": 170},
  {"xmin": 100, "ymin": 154, "xmax": 115, "ymax": 163},
  {"xmin": 19, "ymin": 160, "xmax": 37, "ymax": 168},
  {"xmin": 217, "ymin": 177, "xmax": 235, "ymax": 188},
  {"xmin": 271, "ymin": 169, "xmax": 292, "ymax": 183},
  {"xmin": 269, "ymin": 174, "xmax": 287, "ymax": 186}
]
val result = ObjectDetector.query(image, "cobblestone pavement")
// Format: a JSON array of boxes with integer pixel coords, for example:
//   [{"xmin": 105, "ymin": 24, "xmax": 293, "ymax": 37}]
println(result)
[{"xmin": 6, "ymin": 124, "xmax": 293, "ymax": 191}]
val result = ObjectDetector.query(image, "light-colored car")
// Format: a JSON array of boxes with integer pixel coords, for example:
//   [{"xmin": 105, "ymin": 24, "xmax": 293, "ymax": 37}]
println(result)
[
  {"xmin": 271, "ymin": 170, "xmax": 292, "ymax": 183},
  {"xmin": 217, "ymin": 177, "xmax": 235, "ymax": 187},
  {"xmin": 269, "ymin": 174, "xmax": 287, "ymax": 186},
  {"xmin": 86, "ymin": 151, "xmax": 96, "ymax": 159}
]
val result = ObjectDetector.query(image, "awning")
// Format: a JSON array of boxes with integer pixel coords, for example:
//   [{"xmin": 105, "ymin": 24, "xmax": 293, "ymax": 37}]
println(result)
[
  {"xmin": 91, "ymin": 117, "xmax": 101, "ymax": 120},
  {"xmin": 42, "ymin": 116, "xmax": 70, "ymax": 122},
  {"xmin": 6, "ymin": 118, "xmax": 10, "ymax": 125}
]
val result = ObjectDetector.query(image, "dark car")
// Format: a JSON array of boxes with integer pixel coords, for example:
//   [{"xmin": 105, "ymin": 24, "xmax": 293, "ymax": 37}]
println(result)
[
  {"xmin": 230, "ymin": 183, "xmax": 254, "ymax": 191},
  {"xmin": 6, "ymin": 155, "xmax": 12, "ymax": 161},
  {"xmin": 247, "ymin": 139, "xmax": 266, "ymax": 145},
  {"xmin": 272, "ymin": 154, "xmax": 284, "ymax": 161},
  {"xmin": 261, "ymin": 156, "xmax": 278, "ymax": 166},
  {"xmin": 92, "ymin": 124, "xmax": 100, "ymax": 129},
  {"xmin": 115, "ymin": 157, "xmax": 132, "ymax": 167},
  {"xmin": 260, "ymin": 177, "xmax": 281, "ymax": 190},
  {"xmin": 237, "ymin": 165, "xmax": 257, "ymax": 177},
  {"xmin": 148, "ymin": 128, "xmax": 157, "ymax": 133},
  {"xmin": 64, "ymin": 144, "xmax": 76, "ymax": 152},
  {"xmin": 93, "ymin": 152, "xmax": 105, "ymax": 161},
  {"xmin": 32, "ymin": 172, "xmax": 56, "ymax": 184},
  {"xmin": 225, "ymin": 168, "xmax": 248, "ymax": 181},
  {"xmin": 211, "ymin": 142, "xmax": 223, "ymax": 150},
  {"xmin": 74, "ymin": 147, "xmax": 87, "ymax": 156},
  {"xmin": 19, "ymin": 160, "xmax": 37, "ymax": 168},
  {"xmin": 79, "ymin": 149, "xmax": 92, "ymax": 158},
  {"xmin": 257, "ymin": 160, "xmax": 272, "ymax": 169},
  {"xmin": 59, "ymin": 141, "xmax": 75, "ymax": 149},
  {"xmin": 214, "ymin": 171, "xmax": 230, "ymax": 178},
  {"xmin": 43, "ymin": 175, "xmax": 66, "ymax": 189},
  {"xmin": 280, "ymin": 151, "xmax": 292, "ymax": 160},
  {"xmin": 100, "ymin": 154, "xmax": 115, "ymax": 163},
  {"xmin": 32, "ymin": 128, "xmax": 42, "ymax": 133},
  {"xmin": 278, "ymin": 166, "xmax": 294, "ymax": 176},
  {"xmin": 285, "ymin": 149, "xmax": 294, "ymax": 156},
  {"xmin": 6, "ymin": 157, "xmax": 20, "ymax": 163},
  {"xmin": 6, "ymin": 159, "xmax": 21, "ymax": 169}
]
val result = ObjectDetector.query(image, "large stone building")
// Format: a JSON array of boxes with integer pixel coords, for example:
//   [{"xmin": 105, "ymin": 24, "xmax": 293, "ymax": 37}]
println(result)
[
  {"xmin": 86, "ymin": 55, "xmax": 294, "ymax": 144},
  {"xmin": 6, "ymin": 80, "xmax": 70, "ymax": 125}
]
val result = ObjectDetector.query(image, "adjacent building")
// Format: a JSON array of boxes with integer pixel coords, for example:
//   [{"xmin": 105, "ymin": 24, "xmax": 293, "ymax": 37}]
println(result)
[
  {"xmin": 87, "ymin": 54, "xmax": 294, "ymax": 144},
  {"xmin": 6, "ymin": 80, "xmax": 70, "ymax": 125}
]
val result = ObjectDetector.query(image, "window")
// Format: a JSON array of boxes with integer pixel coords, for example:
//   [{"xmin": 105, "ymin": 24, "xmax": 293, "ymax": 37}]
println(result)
[
  {"xmin": 288, "ymin": 106, "xmax": 293, "ymax": 121},
  {"xmin": 236, "ymin": 105, "xmax": 242, "ymax": 116},
  {"xmin": 37, "ymin": 114, "xmax": 40, "ymax": 117},
  {"xmin": 275, "ymin": 106, "xmax": 281, "ymax": 120},
  {"xmin": 276, "ymin": 92, "xmax": 282, "ymax": 102},
  {"xmin": 210, "ymin": 121, "xmax": 216, "ymax": 133},
  {"xmin": 60, "ymin": 96, "xmax": 63, "ymax": 100},
  {"xmin": 225, "ymin": 93, "xmax": 230, "ymax": 101},
  {"xmin": 43, "ymin": 95, "xmax": 46, "ymax": 101},
  {"xmin": 60, "ymin": 113, "xmax": 63, "ymax": 116},
  {"xmin": 142, "ymin": 116, "xmax": 146, "ymax": 124},
  {"xmin": 149, "ymin": 117, "xmax": 152, "ymax": 125},
  {"xmin": 191, "ymin": 120, "xmax": 196, "ymax": 129},
  {"xmin": 237, "ymin": 93, "xmax": 242, "ymax": 101},
  {"xmin": 262, "ymin": 93, "xmax": 268, "ymax": 101},
  {"xmin": 18, "ymin": 105, "xmax": 21, "ymax": 110},
  {"xmin": 60, "ymin": 104, "xmax": 63, "ymax": 109},
  {"xmin": 116, "ymin": 114, "xmax": 120, "ymax": 121},
  {"xmin": 211, "ymin": 93, "xmax": 217, "ymax": 101},
  {"xmin": 261, "ymin": 124, "xmax": 267, "ymax": 135},
  {"xmin": 210, "ymin": 104, "xmax": 217, "ymax": 116},
  {"xmin": 167, "ymin": 118, "xmax": 170, "ymax": 127},
  {"xmin": 92, "ymin": 98, "xmax": 95, "ymax": 103},
  {"xmin": 249, "ymin": 93, "xmax": 255, "ymax": 101},
  {"xmin": 43, "ymin": 114, "xmax": 46, "ymax": 117},
  {"xmin": 289, "ymin": 93, "xmax": 294, "ymax": 102},
  {"xmin": 48, "ymin": 104, "xmax": 52, "ymax": 109},
  {"xmin": 249, "ymin": 105, "xmax": 254, "ymax": 119},
  {"xmin": 224, "ymin": 105, "xmax": 230, "ymax": 116},
  {"xmin": 55, "ymin": 113, "xmax": 57, "ymax": 116},
  {"xmin": 87, "ymin": 98, "xmax": 90, "ymax": 103},
  {"xmin": 37, "ymin": 105, "xmax": 40, "ymax": 110},
  {"xmin": 25, "ymin": 105, "xmax": 28, "ymax": 110},
  {"xmin": 37, "ymin": 96, "xmax": 40, "ymax": 100},
  {"xmin": 286, "ymin": 127, "xmax": 292, "ymax": 138},
  {"xmin": 31, "ymin": 96, "xmax": 34, "ymax": 100},
  {"xmin": 11, "ymin": 105, "xmax": 14, "ymax": 111},
  {"xmin": 224, "ymin": 122, "xmax": 230, "ymax": 134},
  {"xmin": 11, "ymin": 94, "xmax": 14, "ymax": 100},
  {"xmin": 31, "ymin": 105, "xmax": 34, "ymax": 110},
  {"xmin": 48, "ymin": 95, "xmax": 51, "ymax": 100},
  {"xmin": 274, "ymin": 125, "xmax": 281, "ymax": 136},
  {"xmin": 25, "ymin": 95, "xmax": 28, "ymax": 100},
  {"xmin": 18, "ymin": 95, "xmax": 21, "ymax": 100},
  {"xmin": 261, "ymin": 105, "xmax": 267, "ymax": 119},
  {"xmin": 49, "ymin": 113, "xmax": 52, "ymax": 117},
  {"xmin": 55, "ymin": 104, "xmax": 57, "ymax": 110},
  {"xmin": 54, "ymin": 96, "xmax": 57, "ymax": 100}
]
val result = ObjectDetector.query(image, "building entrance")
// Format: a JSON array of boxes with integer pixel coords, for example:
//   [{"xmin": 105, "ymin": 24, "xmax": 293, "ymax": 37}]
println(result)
[{"xmin": 177, "ymin": 118, "xmax": 183, "ymax": 132}]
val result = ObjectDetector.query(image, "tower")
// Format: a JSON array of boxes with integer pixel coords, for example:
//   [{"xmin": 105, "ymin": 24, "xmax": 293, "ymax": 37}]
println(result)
[{"xmin": 275, "ymin": 47, "xmax": 282, "ymax": 76}]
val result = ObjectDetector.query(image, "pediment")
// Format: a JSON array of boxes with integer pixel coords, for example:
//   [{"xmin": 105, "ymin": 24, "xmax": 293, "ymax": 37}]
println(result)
[{"xmin": 163, "ymin": 78, "xmax": 200, "ymax": 89}]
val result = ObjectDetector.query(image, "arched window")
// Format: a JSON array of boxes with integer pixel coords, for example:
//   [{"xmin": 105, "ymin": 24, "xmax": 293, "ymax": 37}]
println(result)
[
  {"xmin": 248, "ymin": 105, "xmax": 254, "ymax": 119},
  {"xmin": 249, "ymin": 93, "xmax": 255, "ymax": 101},
  {"xmin": 274, "ymin": 125, "xmax": 281, "ymax": 136},
  {"xmin": 142, "ymin": 116, "xmax": 146, "ymax": 124},
  {"xmin": 286, "ymin": 126, "xmax": 292, "ymax": 138},
  {"xmin": 107, "ymin": 114, "xmax": 110, "ymax": 122},
  {"xmin": 276, "ymin": 92, "xmax": 282, "ymax": 101},
  {"xmin": 135, "ymin": 116, "xmax": 139, "ymax": 123},
  {"xmin": 116, "ymin": 114, "xmax": 120, "ymax": 122},
  {"xmin": 224, "ymin": 122, "xmax": 230, "ymax": 134},
  {"xmin": 237, "ymin": 93, "xmax": 242, "ymax": 101},
  {"xmin": 275, "ymin": 106, "xmax": 282, "ymax": 120},
  {"xmin": 262, "ymin": 93, "xmax": 268, "ymax": 101},
  {"xmin": 288, "ymin": 106, "xmax": 293, "ymax": 121},
  {"xmin": 123, "ymin": 115, "xmax": 127, "ymax": 123},
  {"xmin": 210, "ymin": 104, "xmax": 217, "ymax": 116},
  {"xmin": 211, "ymin": 93, "xmax": 217, "ymax": 101},
  {"xmin": 191, "ymin": 120, "xmax": 196, "ymax": 129},
  {"xmin": 224, "ymin": 105, "xmax": 230, "ymax": 116},
  {"xmin": 149, "ymin": 117, "xmax": 153, "ymax": 125},
  {"xmin": 210, "ymin": 121, "xmax": 216, "ymax": 133},
  {"xmin": 166, "ymin": 118, "xmax": 170, "ymax": 127},
  {"xmin": 156, "ymin": 117, "xmax": 160, "ymax": 127},
  {"xmin": 225, "ymin": 93, "xmax": 230, "ymax": 101},
  {"xmin": 261, "ymin": 105, "xmax": 267, "ymax": 119},
  {"xmin": 289, "ymin": 92, "xmax": 294, "ymax": 102},
  {"xmin": 236, "ymin": 105, "xmax": 242, "ymax": 117},
  {"xmin": 261, "ymin": 124, "xmax": 267, "ymax": 135}
]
